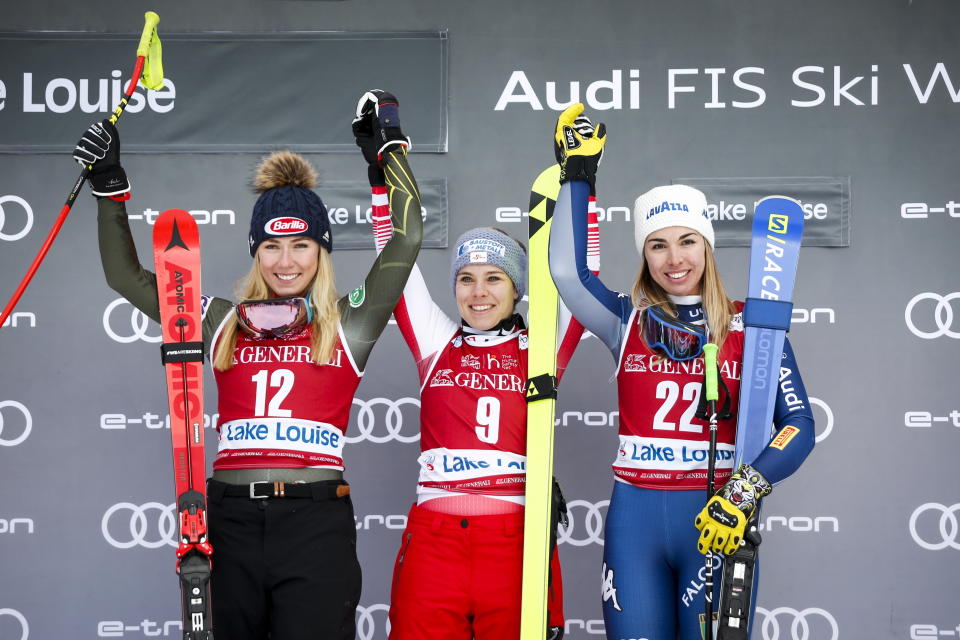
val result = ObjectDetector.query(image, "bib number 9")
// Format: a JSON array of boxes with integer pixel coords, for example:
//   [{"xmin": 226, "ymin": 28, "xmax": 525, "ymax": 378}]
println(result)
[{"xmin": 474, "ymin": 396, "xmax": 501, "ymax": 444}]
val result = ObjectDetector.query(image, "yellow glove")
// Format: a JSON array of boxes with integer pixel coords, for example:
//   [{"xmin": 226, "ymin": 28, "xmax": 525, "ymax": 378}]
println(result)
[
  {"xmin": 553, "ymin": 103, "xmax": 606, "ymax": 187},
  {"xmin": 695, "ymin": 494, "xmax": 749, "ymax": 555},
  {"xmin": 694, "ymin": 463, "xmax": 772, "ymax": 555}
]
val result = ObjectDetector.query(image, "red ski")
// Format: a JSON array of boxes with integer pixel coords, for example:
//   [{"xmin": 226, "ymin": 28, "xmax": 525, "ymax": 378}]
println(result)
[{"xmin": 152, "ymin": 209, "xmax": 214, "ymax": 640}]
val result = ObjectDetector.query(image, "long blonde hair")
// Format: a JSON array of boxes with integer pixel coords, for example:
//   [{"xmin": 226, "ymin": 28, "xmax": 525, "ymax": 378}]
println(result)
[
  {"xmin": 213, "ymin": 248, "xmax": 340, "ymax": 371},
  {"xmin": 630, "ymin": 238, "xmax": 735, "ymax": 351}
]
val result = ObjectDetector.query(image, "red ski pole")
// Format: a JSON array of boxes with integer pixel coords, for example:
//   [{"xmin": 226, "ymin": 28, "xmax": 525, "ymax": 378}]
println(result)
[{"xmin": 0, "ymin": 11, "xmax": 163, "ymax": 329}]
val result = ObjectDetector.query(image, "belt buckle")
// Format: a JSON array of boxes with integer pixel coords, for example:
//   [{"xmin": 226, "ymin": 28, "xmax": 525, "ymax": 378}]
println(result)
[{"xmin": 249, "ymin": 481, "xmax": 286, "ymax": 499}]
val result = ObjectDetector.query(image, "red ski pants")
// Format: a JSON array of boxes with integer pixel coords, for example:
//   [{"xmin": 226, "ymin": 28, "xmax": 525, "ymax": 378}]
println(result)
[{"xmin": 388, "ymin": 502, "xmax": 564, "ymax": 639}]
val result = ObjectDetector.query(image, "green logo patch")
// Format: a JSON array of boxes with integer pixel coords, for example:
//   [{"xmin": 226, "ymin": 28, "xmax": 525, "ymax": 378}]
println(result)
[{"xmin": 348, "ymin": 285, "xmax": 366, "ymax": 308}]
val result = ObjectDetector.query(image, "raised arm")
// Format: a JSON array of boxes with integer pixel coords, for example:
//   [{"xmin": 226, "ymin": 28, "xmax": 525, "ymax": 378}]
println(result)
[
  {"xmin": 548, "ymin": 104, "xmax": 632, "ymax": 362},
  {"xmin": 556, "ymin": 194, "xmax": 600, "ymax": 379},
  {"xmin": 340, "ymin": 92, "xmax": 424, "ymax": 370},
  {"xmin": 86, "ymin": 122, "xmax": 230, "ymax": 345},
  {"xmin": 368, "ymin": 156, "xmax": 456, "ymax": 381}
]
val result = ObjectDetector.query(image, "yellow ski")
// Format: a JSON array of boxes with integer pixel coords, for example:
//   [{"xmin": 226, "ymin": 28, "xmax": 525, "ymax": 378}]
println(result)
[{"xmin": 520, "ymin": 164, "xmax": 563, "ymax": 640}]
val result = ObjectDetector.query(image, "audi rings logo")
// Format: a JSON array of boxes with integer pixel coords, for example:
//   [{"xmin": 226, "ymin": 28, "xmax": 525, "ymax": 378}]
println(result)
[
  {"xmin": 755, "ymin": 606, "xmax": 838, "ymax": 640},
  {"xmin": 809, "ymin": 397, "xmax": 833, "ymax": 443},
  {"xmin": 0, "ymin": 401, "xmax": 32, "ymax": 447},
  {"xmin": 905, "ymin": 292, "xmax": 960, "ymax": 339},
  {"xmin": 0, "ymin": 195, "xmax": 34, "ymax": 241},
  {"xmin": 346, "ymin": 397, "xmax": 421, "ymax": 444},
  {"xmin": 101, "ymin": 502, "xmax": 177, "ymax": 549},
  {"xmin": 557, "ymin": 499, "xmax": 608, "ymax": 547},
  {"xmin": 0, "ymin": 608, "xmax": 29, "ymax": 640},
  {"xmin": 102, "ymin": 298, "xmax": 162, "ymax": 344},
  {"xmin": 909, "ymin": 503, "xmax": 960, "ymax": 551},
  {"xmin": 355, "ymin": 603, "xmax": 390, "ymax": 640}
]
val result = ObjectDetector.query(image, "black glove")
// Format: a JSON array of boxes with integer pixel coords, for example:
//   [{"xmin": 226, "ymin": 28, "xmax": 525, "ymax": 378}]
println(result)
[
  {"xmin": 352, "ymin": 94, "xmax": 386, "ymax": 187},
  {"xmin": 73, "ymin": 120, "xmax": 130, "ymax": 197},
  {"xmin": 352, "ymin": 90, "xmax": 411, "ymax": 186}
]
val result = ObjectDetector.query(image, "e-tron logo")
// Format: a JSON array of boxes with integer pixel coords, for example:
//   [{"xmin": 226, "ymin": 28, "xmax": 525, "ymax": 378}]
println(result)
[
  {"xmin": 101, "ymin": 502, "xmax": 177, "ymax": 549},
  {"xmin": 809, "ymin": 396, "xmax": 833, "ymax": 443},
  {"xmin": 355, "ymin": 604, "xmax": 390, "ymax": 640},
  {"xmin": 791, "ymin": 307, "xmax": 836, "ymax": 324},
  {"xmin": 345, "ymin": 397, "xmax": 420, "ymax": 444},
  {"xmin": 0, "ymin": 400, "xmax": 32, "ymax": 447},
  {"xmin": 103, "ymin": 298, "xmax": 162, "ymax": 344},
  {"xmin": 901, "ymin": 201, "xmax": 960, "ymax": 219},
  {"xmin": 0, "ymin": 608, "xmax": 29, "ymax": 640},
  {"xmin": 755, "ymin": 606, "xmax": 838, "ymax": 640},
  {"xmin": 909, "ymin": 503, "xmax": 960, "ymax": 551},
  {"xmin": 905, "ymin": 292, "xmax": 960, "ymax": 339},
  {"xmin": 557, "ymin": 499, "xmax": 608, "ymax": 547},
  {"xmin": 0, "ymin": 195, "xmax": 34, "ymax": 241}
]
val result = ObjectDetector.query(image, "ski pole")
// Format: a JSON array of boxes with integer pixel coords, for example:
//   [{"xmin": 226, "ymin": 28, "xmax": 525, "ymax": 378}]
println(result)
[
  {"xmin": 0, "ymin": 11, "xmax": 162, "ymax": 329},
  {"xmin": 702, "ymin": 342, "xmax": 720, "ymax": 640}
]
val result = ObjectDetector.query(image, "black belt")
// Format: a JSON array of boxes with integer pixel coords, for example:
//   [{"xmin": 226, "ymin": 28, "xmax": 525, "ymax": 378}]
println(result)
[{"xmin": 208, "ymin": 478, "xmax": 350, "ymax": 501}]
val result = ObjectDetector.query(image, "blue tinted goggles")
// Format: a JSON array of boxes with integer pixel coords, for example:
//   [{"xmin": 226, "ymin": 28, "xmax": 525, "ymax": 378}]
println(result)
[{"xmin": 642, "ymin": 305, "xmax": 707, "ymax": 361}]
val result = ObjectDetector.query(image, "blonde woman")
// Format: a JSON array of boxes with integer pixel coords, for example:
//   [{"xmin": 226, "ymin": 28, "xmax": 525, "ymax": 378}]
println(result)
[
  {"xmin": 547, "ymin": 105, "xmax": 815, "ymax": 640},
  {"xmin": 76, "ymin": 92, "xmax": 421, "ymax": 639}
]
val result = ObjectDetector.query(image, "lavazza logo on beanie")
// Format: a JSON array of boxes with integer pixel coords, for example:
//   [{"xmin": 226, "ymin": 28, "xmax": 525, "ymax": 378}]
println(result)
[
  {"xmin": 266, "ymin": 217, "xmax": 308, "ymax": 234},
  {"xmin": 646, "ymin": 201, "xmax": 691, "ymax": 219}
]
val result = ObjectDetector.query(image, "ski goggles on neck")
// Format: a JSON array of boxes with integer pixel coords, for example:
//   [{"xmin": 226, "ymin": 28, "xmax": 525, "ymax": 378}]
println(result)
[
  {"xmin": 236, "ymin": 296, "xmax": 312, "ymax": 339},
  {"xmin": 642, "ymin": 305, "xmax": 707, "ymax": 361}
]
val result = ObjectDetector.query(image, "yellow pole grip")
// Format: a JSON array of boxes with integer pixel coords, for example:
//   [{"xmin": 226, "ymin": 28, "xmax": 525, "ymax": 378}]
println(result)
[{"xmin": 137, "ymin": 11, "xmax": 160, "ymax": 58}]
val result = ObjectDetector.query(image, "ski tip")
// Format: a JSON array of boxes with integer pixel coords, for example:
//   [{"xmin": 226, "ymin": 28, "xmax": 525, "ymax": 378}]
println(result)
[
  {"xmin": 153, "ymin": 209, "xmax": 200, "ymax": 247},
  {"xmin": 755, "ymin": 195, "xmax": 802, "ymax": 209},
  {"xmin": 530, "ymin": 164, "xmax": 562, "ymax": 199},
  {"xmin": 752, "ymin": 196, "xmax": 805, "ymax": 238}
]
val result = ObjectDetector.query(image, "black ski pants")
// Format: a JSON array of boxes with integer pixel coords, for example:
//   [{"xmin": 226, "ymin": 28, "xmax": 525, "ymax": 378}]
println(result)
[{"xmin": 207, "ymin": 479, "xmax": 362, "ymax": 640}]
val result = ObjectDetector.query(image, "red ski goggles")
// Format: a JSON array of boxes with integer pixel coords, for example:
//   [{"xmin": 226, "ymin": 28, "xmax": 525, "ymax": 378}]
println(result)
[
  {"xmin": 235, "ymin": 296, "xmax": 312, "ymax": 339},
  {"xmin": 642, "ymin": 305, "xmax": 707, "ymax": 361}
]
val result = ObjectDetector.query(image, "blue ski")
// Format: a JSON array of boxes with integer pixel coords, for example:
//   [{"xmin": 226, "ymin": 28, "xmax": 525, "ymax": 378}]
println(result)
[
  {"xmin": 733, "ymin": 196, "xmax": 805, "ymax": 468},
  {"xmin": 718, "ymin": 196, "xmax": 804, "ymax": 640}
]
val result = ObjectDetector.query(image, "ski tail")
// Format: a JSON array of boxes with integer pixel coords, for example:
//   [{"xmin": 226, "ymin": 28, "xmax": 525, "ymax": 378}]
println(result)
[
  {"xmin": 152, "ymin": 209, "xmax": 214, "ymax": 639},
  {"xmin": 520, "ymin": 164, "xmax": 563, "ymax": 640}
]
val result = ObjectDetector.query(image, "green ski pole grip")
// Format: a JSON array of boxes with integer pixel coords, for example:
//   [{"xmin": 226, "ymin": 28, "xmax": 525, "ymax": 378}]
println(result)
[{"xmin": 703, "ymin": 343, "xmax": 719, "ymax": 402}]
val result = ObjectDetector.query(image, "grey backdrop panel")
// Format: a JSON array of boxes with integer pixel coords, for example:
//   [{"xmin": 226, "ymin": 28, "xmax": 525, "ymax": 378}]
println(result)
[
  {"xmin": 0, "ymin": 30, "xmax": 448, "ymax": 152},
  {"xmin": 2, "ymin": 1, "xmax": 959, "ymax": 639}
]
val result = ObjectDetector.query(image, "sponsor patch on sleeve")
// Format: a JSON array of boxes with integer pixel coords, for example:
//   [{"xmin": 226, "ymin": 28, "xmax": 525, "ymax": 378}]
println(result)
[
  {"xmin": 348, "ymin": 285, "xmax": 366, "ymax": 308},
  {"xmin": 770, "ymin": 425, "xmax": 800, "ymax": 450}
]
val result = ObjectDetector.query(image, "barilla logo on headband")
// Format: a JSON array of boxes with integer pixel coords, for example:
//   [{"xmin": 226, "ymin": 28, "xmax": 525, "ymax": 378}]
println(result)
[
  {"xmin": 458, "ymin": 238, "xmax": 507, "ymax": 258},
  {"xmin": 645, "ymin": 201, "xmax": 692, "ymax": 220},
  {"xmin": 265, "ymin": 217, "xmax": 309, "ymax": 234}
]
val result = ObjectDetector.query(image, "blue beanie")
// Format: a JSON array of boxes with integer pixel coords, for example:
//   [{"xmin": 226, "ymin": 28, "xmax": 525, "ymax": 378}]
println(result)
[
  {"xmin": 450, "ymin": 228, "xmax": 527, "ymax": 298},
  {"xmin": 248, "ymin": 151, "xmax": 332, "ymax": 256}
]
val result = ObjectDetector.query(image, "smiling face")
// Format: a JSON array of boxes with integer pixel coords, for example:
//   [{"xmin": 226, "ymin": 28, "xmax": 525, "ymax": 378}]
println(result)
[
  {"xmin": 255, "ymin": 235, "xmax": 321, "ymax": 297},
  {"xmin": 642, "ymin": 226, "xmax": 707, "ymax": 297},
  {"xmin": 455, "ymin": 265, "xmax": 518, "ymax": 330}
]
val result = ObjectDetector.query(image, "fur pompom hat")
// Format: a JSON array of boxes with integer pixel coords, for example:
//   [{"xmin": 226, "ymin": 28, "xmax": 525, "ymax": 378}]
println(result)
[{"xmin": 248, "ymin": 151, "xmax": 331, "ymax": 256}]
